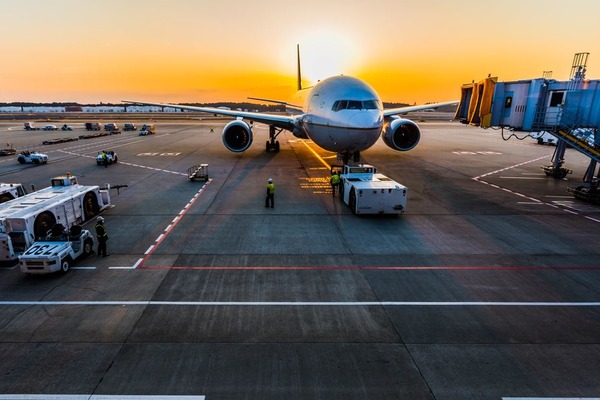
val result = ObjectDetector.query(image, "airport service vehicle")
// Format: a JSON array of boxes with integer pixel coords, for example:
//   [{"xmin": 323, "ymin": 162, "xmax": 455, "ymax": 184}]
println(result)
[
  {"xmin": 123, "ymin": 123, "xmax": 137, "ymax": 131},
  {"xmin": 104, "ymin": 123, "xmax": 119, "ymax": 132},
  {"xmin": 96, "ymin": 150, "xmax": 118, "ymax": 166},
  {"xmin": 17, "ymin": 150, "xmax": 48, "ymax": 164},
  {"xmin": 0, "ymin": 145, "xmax": 16, "ymax": 156},
  {"xmin": 24, "ymin": 122, "xmax": 39, "ymax": 131},
  {"xmin": 138, "ymin": 123, "xmax": 156, "ymax": 135},
  {"xmin": 532, "ymin": 131, "xmax": 558, "ymax": 145},
  {"xmin": 85, "ymin": 122, "xmax": 102, "ymax": 131},
  {"xmin": 61, "ymin": 124, "xmax": 74, "ymax": 131},
  {"xmin": 0, "ymin": 173, "xmax": 110, "ymax": 262},
  {"xmin": 126, "ymin": 45, "xmax": 457, "ymax": 164},
  {"xmin": 187, "ymin": 164, "xmax": 209, "ymax": 182},
  {"xmin": 0, "ymin": 183, "xmax": 28, "ymax": 203},
  {"xmin": 18, "ymin": 224, "xmax": 95, "ymax": 274},
  {"xmin": 337, "ymin": 164, "xmax": 407, "ymax": 215},
  {"xmin": 43, "ymin": 124, "xmax": 58, "ymax": 131}
]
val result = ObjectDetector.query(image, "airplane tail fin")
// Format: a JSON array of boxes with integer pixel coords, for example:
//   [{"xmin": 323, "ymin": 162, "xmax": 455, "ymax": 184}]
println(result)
[{"xmin": 297, "ymin": 44, "xmax": 302, "ymax": 91}]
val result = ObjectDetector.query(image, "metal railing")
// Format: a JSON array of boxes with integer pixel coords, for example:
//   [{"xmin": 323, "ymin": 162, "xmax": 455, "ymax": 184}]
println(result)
[{"xmin": 532, "ymin": 107, "xmax": 600, "ymax": 162}]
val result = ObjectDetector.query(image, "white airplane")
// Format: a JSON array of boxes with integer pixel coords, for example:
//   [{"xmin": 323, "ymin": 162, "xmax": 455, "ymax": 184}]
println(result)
[{"xmin": 125, "ymin": 46, "xmax": 457, "ymax": 164}]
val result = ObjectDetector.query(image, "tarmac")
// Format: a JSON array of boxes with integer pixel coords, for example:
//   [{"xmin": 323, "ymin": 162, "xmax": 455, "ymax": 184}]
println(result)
[{"xmin": 0, "ymin": 116, "xmax": 599, "ymax": 400}]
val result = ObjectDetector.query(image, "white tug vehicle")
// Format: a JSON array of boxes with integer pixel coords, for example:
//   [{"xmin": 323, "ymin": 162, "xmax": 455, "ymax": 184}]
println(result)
[
  {"xmin": 0, "ymin": 173, "xmax": 110, "ymax": 262},
  {"xmin": 19, "ymin": 223, "xmax": 95, "ymax": 274},
  {"xmin": 337, "ymin": 164, "xmax": 407, "ymax": 215},
  {"xmin": 17, "ymin": 150, "xmax": 48, "ymax": 165}
]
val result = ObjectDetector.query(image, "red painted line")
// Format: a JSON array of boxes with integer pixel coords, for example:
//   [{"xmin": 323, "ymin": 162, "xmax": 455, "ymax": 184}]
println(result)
[
  {"xmin": 137, "ymin": 265, "xmax": 600, "ymax": 271},
  {"xmin": 136, "ymin": 180, "xmax": 211, "ymax": 269}
]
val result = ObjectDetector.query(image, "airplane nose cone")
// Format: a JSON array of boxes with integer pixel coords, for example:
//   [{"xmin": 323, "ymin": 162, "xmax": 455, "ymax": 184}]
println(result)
[
  {"xmin": 348, "ymin": 111, "xmax": 382, "ymax": 148},
  {"xmin": 348, "ymin": 111, "xmax": 381, "ymax": 129}
]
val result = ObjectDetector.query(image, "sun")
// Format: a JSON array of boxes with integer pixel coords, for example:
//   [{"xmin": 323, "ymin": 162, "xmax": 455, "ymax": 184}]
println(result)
[{"xmin": 297, "ymin": 30, "xmax": 361, "ymax": 84}]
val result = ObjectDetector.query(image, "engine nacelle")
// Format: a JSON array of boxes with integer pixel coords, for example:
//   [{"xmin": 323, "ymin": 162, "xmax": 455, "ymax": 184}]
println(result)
[
  {"xmin": 222, "ymin": 120, "xmax": 253, "ymax": 152},
  {"xmin": 382, "ymin": 118, "xmax": 421, "ymax": 151}
]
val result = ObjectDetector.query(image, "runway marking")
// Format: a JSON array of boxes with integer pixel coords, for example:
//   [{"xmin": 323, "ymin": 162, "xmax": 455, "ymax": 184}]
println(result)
[
  {"xmin": 0, "ymin": 396, "xmax": 205, "ymax": 400},
  {"xmin": 473, "ymin": 155, "xmax": 549, "ymax": 180},
  {"xmin": 136, "ymin": 181, "xmax": 212, "ymax": 269},
  {"xmin": 473, "ymin": 155, "xmax": 600, "ymax": 223},
  {"xmin": 299, "ymin": 139, "xmax": 331, "ymax": 170},
  {"xmin": 136, "ymin": 265, "xmax": 600, "ymax": 271},
  {"xmin": 499, "ymin": 176, "xmax": 546, "ymax": 179},
  {"xmin": 503, "ymin": 398, "xmax": 600, "ymax": 400},
  {"xmin": 58, "ymin": 150, "xmax": 187, "ymax": 176},
  {"xmin": 0, "ymin": 300, "xmax": 599, "ymax": 307}
]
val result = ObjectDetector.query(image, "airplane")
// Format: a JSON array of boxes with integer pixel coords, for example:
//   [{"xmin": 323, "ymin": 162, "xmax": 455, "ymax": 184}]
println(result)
[{"xmin": 125, "ymin": 45, "xmax": 457, "ymax": 164}]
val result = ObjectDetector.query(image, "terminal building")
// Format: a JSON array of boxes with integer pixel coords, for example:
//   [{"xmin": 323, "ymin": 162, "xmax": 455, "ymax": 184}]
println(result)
[{"xmin": 455, "ymin": 53, "xmax": 600, "ymax": 203}]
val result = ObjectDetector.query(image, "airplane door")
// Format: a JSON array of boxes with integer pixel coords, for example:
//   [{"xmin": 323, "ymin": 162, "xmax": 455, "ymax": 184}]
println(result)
[{"xmin": 544, "ymin": 91, "xmax": 564, "ymax": 127}]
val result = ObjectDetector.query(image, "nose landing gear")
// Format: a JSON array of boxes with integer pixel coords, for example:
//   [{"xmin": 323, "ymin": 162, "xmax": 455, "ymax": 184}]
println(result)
[{"xmin": 339, "ymin": 150, "xmax": 361, "ymax": 165}]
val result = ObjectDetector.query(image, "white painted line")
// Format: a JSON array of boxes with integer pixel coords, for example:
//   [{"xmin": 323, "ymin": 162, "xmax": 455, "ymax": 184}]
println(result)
[
  {"xmin": 544, "ymin": 195, "xmax": 573, "ymax": 198},
  {"xmin": 517, "ymin": 202, "xmax": 545, "ymax": 205},
  {"xmin": 165, "ymin": 224, "xmax": 173, "ymax": 232},
  {"xmin": 132, "ymin": 258, "xmax": 144, "ymax": 269},
  {"xmin": 156, "ymin": 234, "xmax": 165, "ymax": 243},
  {"xmin": 0, "ymin": 396, "xmax": 205, "ymax": 400},
  {"xmin": 585, "ymin": 216, "xmax": 600, "ymax": 223},
  {"xmin": 503, "ymin": 398, "xmax": 600, "ymax": 400},
  {"xmin": 0, "ymin": 301, "xmax": 599, "ymax": 307},
  {"xmin": 144, "ymin": 245, "xmax": 155, "ymax": 255},
  {"xmin": 499, "ymin": 176, "xmax": 546, "ymax": 180},
  {"xmin": 108, "ymin": 265, "xmax": 139, "ymax": 270}
]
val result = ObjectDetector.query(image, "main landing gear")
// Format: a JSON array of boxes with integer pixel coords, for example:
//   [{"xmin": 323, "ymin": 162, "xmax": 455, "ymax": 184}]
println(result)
[
  {"xmin": 266, "ymin": 125, "xmax": 282, "ymax": 153},
  {"xmin": 339, "ymin": 150, "xmax": 361, "ymax": 165}
]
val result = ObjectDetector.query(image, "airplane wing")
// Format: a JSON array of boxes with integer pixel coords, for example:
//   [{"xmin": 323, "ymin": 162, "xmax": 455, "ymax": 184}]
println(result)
[
  {"xmin": 122, "ymin": 100, "xmax": 299, "ymax": 130},
  {"xmin": 383, "ymin": 101, "xmax": 458, "ymax": 117}
]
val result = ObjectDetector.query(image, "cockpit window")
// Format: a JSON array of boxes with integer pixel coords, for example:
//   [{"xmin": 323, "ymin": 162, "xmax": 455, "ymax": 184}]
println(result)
[
  {"xmin": 363, "ymin": 100, "xmax": 382, "ymax": 110},
  {"xmin": 332, "ymin": 99, "xmax": 382, "ymax": 111}
]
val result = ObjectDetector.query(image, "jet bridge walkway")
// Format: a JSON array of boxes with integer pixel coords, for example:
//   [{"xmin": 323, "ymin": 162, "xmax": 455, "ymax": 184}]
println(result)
[{"xmin": 455, "ymin": 55, "xmax": 600, "ymax": 203}]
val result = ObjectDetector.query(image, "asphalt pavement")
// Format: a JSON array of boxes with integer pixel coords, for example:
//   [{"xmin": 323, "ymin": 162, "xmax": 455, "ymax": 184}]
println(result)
[{"xmin": 0, "ymin": 118, "xmax": 599, "ymax": 400}]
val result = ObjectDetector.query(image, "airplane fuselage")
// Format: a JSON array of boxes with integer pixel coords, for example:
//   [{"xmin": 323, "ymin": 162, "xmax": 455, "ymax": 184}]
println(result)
[{"xmin": 288, "ymin": 75, "xmax": 384, "ymax": 154}]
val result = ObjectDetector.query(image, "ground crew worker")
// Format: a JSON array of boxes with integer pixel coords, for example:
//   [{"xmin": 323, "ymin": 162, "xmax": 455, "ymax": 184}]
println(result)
[
  {"xmin": 95, "ymin": 216, "xmax": 109, "ymax": 257},
  {"xmin": 102, "ymin": 151, "xmax": 108, "ymax": 168},
  {"xmin": 330, "ymin": 171, "xmax": 340, "ymax": 197},
  {"xmin": 265, "ymin": 178, "xmax": 275, "ymax": 208}
]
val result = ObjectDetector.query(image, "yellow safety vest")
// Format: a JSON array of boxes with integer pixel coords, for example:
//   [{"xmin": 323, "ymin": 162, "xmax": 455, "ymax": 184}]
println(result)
[{"xmin": 267, "ymin": 183, "xmax": 275, "ymax": 194}]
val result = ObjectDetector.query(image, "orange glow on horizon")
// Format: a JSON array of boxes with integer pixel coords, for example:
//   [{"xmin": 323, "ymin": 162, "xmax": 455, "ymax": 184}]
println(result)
[{"xmin": 1, "ymin": 1, "xmax": 600, "ymax": 105}]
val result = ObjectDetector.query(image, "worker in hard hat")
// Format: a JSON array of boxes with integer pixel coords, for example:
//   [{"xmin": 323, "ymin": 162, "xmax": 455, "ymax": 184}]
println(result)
[
  {"xmin": 265, "ymin": 178, "xmax": 275, "ymax": 208},
  {"xmin": 330, "ymin": 171, "xmax": 340, "ymax": 197},
  {"xmin": 95, "ymin": 216, "xmax": 109, "ymax": 257}
]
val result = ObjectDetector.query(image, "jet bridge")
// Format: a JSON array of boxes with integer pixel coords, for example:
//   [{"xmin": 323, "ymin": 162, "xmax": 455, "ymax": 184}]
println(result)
[{"xmin": 455, "ymin": 54, "xmax": 600, "ymax": 203}]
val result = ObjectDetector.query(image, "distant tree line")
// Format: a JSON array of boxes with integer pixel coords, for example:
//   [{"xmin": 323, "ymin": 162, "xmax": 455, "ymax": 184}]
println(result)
[{"xmin": 0, "ymin": 102, "xmax": 282, "ymax": 113}]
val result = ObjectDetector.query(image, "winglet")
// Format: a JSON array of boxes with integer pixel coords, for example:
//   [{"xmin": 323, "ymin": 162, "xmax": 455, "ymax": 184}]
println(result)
[{"xmin": 297, "ymin": 44, "xmax": 302, "ymax": 91}]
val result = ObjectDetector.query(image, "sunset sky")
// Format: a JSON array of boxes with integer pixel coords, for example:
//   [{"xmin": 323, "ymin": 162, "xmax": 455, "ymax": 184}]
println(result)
[{"xmin": 1, "ymin": 0, "xmax": 600, "ymax": 104}]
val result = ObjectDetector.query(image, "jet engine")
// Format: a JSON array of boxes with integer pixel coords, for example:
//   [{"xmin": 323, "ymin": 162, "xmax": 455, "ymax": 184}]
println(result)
[
  {"xmin": 381, "ymin": 118, "xmax": 421, "ymax": 151},
  {"xmin": 222, "ymin": 120, "xmax": 253, "ymax": 152}
]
